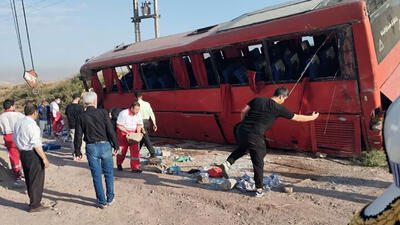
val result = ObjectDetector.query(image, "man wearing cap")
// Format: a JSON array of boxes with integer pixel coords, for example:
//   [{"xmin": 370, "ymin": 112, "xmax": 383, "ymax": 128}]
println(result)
[
  {"xmin": 0, "ymin": 99, "xmax": 25, "ymax": 184},
  {"xmin": 65, "ymin": 93, "xmax": 84, "ymax": 159}
]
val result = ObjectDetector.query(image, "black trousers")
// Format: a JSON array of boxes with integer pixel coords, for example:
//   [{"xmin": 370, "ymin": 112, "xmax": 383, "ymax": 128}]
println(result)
[
  {"xmin": 140, "ymin": 119, "xmax": 155, "ymax": 157},
  {"xmin": 227, "ymin": 129, "xmax": 267, "ymax": 189},
  {"xmin": 20, "ymin": 150, "xmax": 45, "ymax": 209}
]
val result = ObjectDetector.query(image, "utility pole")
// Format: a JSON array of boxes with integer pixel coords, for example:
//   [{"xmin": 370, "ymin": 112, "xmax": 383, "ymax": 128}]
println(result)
[
  {"xmin": 153, "ymin": 0, "xmax": 160, "ymax": 38},
  {"xmin": 131, "ymin": 0, "xmax": 160, "ymax": 42},
  {"xmin": 133, "ymin": 0, "xmax": 141, "ymax": 42}
]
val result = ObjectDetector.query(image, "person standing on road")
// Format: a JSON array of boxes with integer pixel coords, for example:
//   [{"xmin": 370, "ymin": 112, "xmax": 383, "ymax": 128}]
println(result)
[
  {"xmin": 65, "ymin": 93, "xmax": 84, "ymax": 159},
  {"xmin": 38, "ymin": 100, "xmax": 49, "ymax": 137},
  {"xmin": 135, "ymin": 91, "xmax": 157, "ymax": 158},
  {"xmin": 13, "ymin": 103, "xmax": 50, "ymax": 212},
  {"xmin": 116, "ymin": 102, "xmax": 144, "ymax": 173},
  {"xmin": 74, "ymin": 91, "xmax": 119, "ymax": 209},
  {"xmin": 217, "ymin": 87, "xmax": 319, "ymax": 197},
  {"xmin": 50, "ymin": 96, "xmax": 63, "ymax": 137},
  {"xmin": 0, "ymin": 99, "xmax": 25, "ymax": 184}
]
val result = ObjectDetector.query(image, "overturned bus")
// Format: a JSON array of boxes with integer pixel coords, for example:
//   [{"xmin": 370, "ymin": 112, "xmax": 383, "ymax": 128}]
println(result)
[{"xmin": 80, "ymin": 0, "xmax": 400, "ymax": 157}]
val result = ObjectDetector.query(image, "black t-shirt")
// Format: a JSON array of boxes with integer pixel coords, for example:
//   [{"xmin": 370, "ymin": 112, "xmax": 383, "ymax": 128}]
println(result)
[
  {"xmin": 240, "ymin": 97, "xmax": 295, "ymax": 136},
  {"xmin": 65, "ymin": 103, "xmax": 84, "ymax": 129}
]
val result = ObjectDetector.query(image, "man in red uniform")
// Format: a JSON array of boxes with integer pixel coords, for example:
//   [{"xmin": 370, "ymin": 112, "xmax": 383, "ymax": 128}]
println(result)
[
  {"xmin": 50, "ymin": 96, "xmax": 63, "ymax": 137},
  {"xmin": 0, "ymin": 99, "xmax": 25, "ymax": 184},
  {"xmin": 116, "ymin": 102, "xmax": 144, "ymax": 173}
]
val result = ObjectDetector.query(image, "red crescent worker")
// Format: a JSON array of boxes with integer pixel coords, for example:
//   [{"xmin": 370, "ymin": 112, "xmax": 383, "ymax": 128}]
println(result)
[
  {"xmin": 116, "ymin": 102, "xmax": 145, "ymax": 173},
  {"xmin": 0, "ymin": 99, "xmax": 25, "ymax": 183},
  {"xmin": 50, "ymin": 96, "xmax": 64, "ymax": 137}
]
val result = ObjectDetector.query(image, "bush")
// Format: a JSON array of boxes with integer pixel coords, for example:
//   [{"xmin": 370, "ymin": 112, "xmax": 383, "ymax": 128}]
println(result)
[{"xmin": 356, "ymin": 150, "xmax": 388, "ymax": 167}]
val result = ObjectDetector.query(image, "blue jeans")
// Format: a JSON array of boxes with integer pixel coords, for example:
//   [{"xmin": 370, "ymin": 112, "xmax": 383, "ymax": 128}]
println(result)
[{"xmin": 86, "ymin": 142, "xmax": 114, "ymax": 205}]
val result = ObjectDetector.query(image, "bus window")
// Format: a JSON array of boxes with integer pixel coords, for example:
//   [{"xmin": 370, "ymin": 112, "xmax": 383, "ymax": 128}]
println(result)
[
  {"xmin": 246, "ymin": 43, "xmax": 267, "ymax": 83},
  {"xmin": 216, "ymin": 47, "xmax": 248, "ymax": 85},
  {"xmin": 199, "ymin": 53, "xmax": 217, "ymax": 86},
  {"xmin": 141, "ymin": 60, "xmax": 177, "ymax": 90},
  {"xmin": 117, "ymin": 66, "xmax": 133, "ymax": 91}
]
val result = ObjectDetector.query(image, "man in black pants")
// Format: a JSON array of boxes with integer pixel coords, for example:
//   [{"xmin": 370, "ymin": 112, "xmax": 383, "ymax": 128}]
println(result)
[
  {"xmin": 65, "ymin": 93, "xmax": 84, "ymax": 159},
  {"xmin": 13, "ymin": 103, "xmax": 50, "ymax": 212},
  {"xmin": 218, "ymin": 87, "xmax": 319, "ymax": 197},
  {"xmin": 135, "ymin": 91, "xmax": 157, "ymax": 158}
]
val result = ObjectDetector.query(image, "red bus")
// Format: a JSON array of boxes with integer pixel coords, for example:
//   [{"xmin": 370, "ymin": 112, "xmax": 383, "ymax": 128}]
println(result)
[{"xmin": 80, "ymin": 0, "xmax": 400, "ymax": 157}]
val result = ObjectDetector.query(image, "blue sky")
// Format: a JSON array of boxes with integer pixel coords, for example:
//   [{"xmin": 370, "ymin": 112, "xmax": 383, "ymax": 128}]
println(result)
[{"xmin": 0, "ymin": 0, "xmax": 289, "ymax": 83}]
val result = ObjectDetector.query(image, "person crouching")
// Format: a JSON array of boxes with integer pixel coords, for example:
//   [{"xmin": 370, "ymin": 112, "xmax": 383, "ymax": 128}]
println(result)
[{"xmin": 116, "ymin": 102, "xmax": 145, "ymax": 173}]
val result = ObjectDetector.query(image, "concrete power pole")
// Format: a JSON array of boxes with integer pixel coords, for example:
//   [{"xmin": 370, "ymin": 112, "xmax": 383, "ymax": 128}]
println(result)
[
  {"xmin": 132, "ymin": 0, "xmax": 160, "ymax": 42},
  {"xmin": 133, "ymin": 0, "xmax": 141, "ymax": 42},
  {"xmin": 153, "ymin": 0, "xmax": 160, "ymax": 38}
]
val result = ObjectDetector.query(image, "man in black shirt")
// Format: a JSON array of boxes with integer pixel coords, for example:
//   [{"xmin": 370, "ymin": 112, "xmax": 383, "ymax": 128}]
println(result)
[
  {"xmin": 218, "ymin": 87, "xmax": 319, "ymax": 197},
  {"xmin": 66, "ymin": 93, "xmax": 84, "ymax": 159},
  {"xmin": 74, "ymin": 91, "xmax": 119, "ymax": 208}
]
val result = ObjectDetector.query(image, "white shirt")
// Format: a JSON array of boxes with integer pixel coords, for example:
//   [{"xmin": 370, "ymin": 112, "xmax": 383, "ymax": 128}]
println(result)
[
  {"xmin": 13, "ymin": 116, "xmax": 42, "ymax": 151},
  {"xmin": 117, "ymin": 109, "xmax": 143, "ymax": 131},
  {"xmin": 0, "ymin": 111, "xmax": 25, "ymax": 135},
  {"xmin": 50, "ymin": 101, "xmax": 59, "ymax": 118},
  {"xmin": 138, "ymin": 99, "xmax": 156, "ymax": 125}
]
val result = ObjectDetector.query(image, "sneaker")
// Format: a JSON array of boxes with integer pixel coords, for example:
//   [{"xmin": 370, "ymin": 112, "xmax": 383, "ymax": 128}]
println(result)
[
  {"xmin": 107, "ymin": 199, "xmax": 115, "ymax": 206},
  {"xmin": 13, "ymin": 178, "xmax": 25, "ymax": 188},
  {"xmin": 96, "ymin": 203, "xmax": 108, "ymax": 209},
  {"xmin": 117, "ymin": 165, "xmax": 123, "ymax": 171},
  {"xmin": 255, "ymin": 188, "xmax": 265, "ymax": 198},
  {"xmin": 131, "ymin": 169, "xmax": 142, "ymax": 174},
  {"xmin": 217, "ymin": 161, "xmax": 231, "ymax": 179},
  {"xmin": 29, "ymin": 205, "xmax": 50, "ymax": 213},
  {"xmin": 17, "ymin": 170, "xmax": 24, "ymax": 178}
]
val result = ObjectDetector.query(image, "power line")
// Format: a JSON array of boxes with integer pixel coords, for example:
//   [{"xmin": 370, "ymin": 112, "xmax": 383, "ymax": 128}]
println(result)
[
  {"xmin": 0, "ymin": 0, "xmax": 68, "ymax": 24},
  {"xmin": 21, "ymin": 0, "xmax": 35, "ymax": 71},
  {"xmin": 10, "ymin": 0, "xmax": 26, "ymax": 71}
]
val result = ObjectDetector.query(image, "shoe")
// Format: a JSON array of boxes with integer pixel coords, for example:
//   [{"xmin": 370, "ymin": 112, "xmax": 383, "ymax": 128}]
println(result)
[
  {"xmin": 131, "ymin": 169, "xmax": 142, "ymax": 173},
  {"xmin": 255, "ymin": 188, "xmax": 265, "ymax": 198},
  {"xmin": 107, "ymin": 199, "xmax": 115, "ymax": 206},
  {"xmin": 17, "ymin": 170, "xmax": 24, "ymax": 178},
  {"xmin": 96, "ymin": 203, "xmax": 108, "ymax": 209},
  {"xmin": 29, "ymin": 205, "xmax": 50, "ymax": 213},
  {"xmin": 117, "ymin": 165, "xmax": 123, "ymax": 171},
  {"xmin": 13, "ymin": 179, "xmax": 25, "ymax": 188},
  {"xmin": 217, "ymin": 161, "xmax": 231, "ymax": 179}
]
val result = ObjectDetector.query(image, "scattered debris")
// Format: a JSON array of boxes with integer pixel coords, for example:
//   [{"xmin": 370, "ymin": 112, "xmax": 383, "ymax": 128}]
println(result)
[
  {"xmin": 42, "ymin": 143, "xmax": 61, "ymax": 151},
  {"xmin": 187, "ymin": 169, "xmax": 201, "ymax": 174},
  {"xmin": 219, "ymin": 178, "xmax": 237, "ymax": 191},
  {"xmin": 166, "ymin": 165, "xmax": 181, "ymax": 175},
  {"xmin": 316, "ymin": 152, "xmax": 327, "ymax": 158},
  {"xmin": 236, "ymin": 173, "xmax": 282, "ymax": 192},
  {"xmin": 283, "ymin": 186, "xmax": 294, "ymax": 194},
  {"xmin": 197, "ymin": 173, "xmax": 210, "ymax": 184},
  {"xmin": 175, "ymin": 156, "xmax": 193, "ymax": 162},
  {"xmin": 207, "ymin": 167, "xmax": 223, "ymax": 178}
]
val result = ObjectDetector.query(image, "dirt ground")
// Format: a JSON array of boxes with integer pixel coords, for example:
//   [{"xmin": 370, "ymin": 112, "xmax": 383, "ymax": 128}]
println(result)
[{"xmin": 0, "ymin": 136, "xmax": 392, "ymax": 225}]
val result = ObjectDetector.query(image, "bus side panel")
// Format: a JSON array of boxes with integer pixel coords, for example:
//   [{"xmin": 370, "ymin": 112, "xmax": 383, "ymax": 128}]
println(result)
[
  {"xmin": 174, "ymin": 113, "xmax": 225, "ymax": 143},
  {"xmin": 299, "ymin": 80, "xmax": 361, "ymax": 114},
  {"xmin": 174, "ymin": 89, "xmax": 221, "ymax": 112},
  {"xmin": 103, "ymin": 93, "xmax": 132, "ymax": 109}
]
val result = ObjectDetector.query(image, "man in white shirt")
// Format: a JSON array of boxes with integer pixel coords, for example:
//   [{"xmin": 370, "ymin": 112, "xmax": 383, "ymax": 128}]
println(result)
[
  {"xmin": 50, "ymin": 96, "xmax": 63, "ymax": 137},
  {"xmin": 0, "ymin": 99, "xmax": 25, "ymax": 182},
  {"xmin": 116, "ymin": 102, "xmax": 144, "ymax": 173},
  {"xmin": 135, "ymin": 91, "xmax": 157, "ymax": 158},
  {"xmin": 13, "ymin": 103, "xmax": 50, "ymax": 212}
]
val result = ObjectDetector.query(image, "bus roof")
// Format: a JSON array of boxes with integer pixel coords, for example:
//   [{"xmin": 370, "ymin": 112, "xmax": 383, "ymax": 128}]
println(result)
[{"xmin": 80, "ymin": 0, "xmax": 367, "ymax": 75}]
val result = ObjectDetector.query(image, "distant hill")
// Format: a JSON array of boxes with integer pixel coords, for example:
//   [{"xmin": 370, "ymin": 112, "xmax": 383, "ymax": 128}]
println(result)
[{"xmin": 0, "ymin": 75, "xmax": 85, "ymax": 112}]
